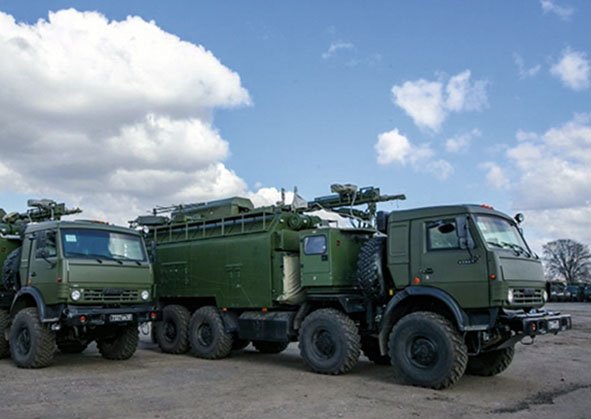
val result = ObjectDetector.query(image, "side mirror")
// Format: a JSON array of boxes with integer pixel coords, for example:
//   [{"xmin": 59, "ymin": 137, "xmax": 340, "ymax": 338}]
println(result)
[
  {"xmin": 514, "ymin": 213, "xmax": 525, "ymax": 224},
  {"xmin": 36, "ymin": 248, "xmax": 49, "ymax": 259},
  {"xmin": 438, "ymin": 223, "xmax": 456, "ymax": 234},
  {"xmin": 456, "ymin": 216, "xmax": 475, "ymax": 250}
]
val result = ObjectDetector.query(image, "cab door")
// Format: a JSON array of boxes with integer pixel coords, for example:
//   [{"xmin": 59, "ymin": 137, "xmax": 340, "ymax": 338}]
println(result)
[
  {"xmin": 411, "ymin": 217, "xmax": 489, "ymax": 308},
  {"xmin": 300, "ymin": 233, "xmax": 331, "ymax": 287},
  {"xmin": 28, "ymin": 230, "xmax": 60, "ymax": 305}
]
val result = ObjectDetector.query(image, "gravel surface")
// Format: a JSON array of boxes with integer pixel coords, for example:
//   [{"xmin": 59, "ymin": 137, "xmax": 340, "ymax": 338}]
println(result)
[{"xmin": 0, "ymin": 302, "xmax": 589, "ymax": 419}]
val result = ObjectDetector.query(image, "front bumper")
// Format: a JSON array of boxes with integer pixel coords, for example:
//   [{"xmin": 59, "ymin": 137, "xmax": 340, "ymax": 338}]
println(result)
[
  {"xmin": 502, "ymin": 309, "xmax": 572, "ymax": 337},
  {"xmin": 63, "ymin": 304, "xmax": 161, "ymax": 326}
]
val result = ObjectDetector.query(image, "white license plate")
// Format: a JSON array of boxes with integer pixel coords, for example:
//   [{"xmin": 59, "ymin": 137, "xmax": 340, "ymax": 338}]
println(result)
[
  {"xmin": 110, "ymin": 314, "xmax": 133, "ymax": 322},
  {"xmin": 548, "ymin": 320, "xmax": 560, "ymax": 330}
]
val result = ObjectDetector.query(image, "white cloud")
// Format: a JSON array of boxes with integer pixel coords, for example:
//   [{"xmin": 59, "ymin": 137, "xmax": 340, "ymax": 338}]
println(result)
[
  {"xmin": 483, "ymin": 114, "xmax": 591, "ymax": 247},
  {"xmin": 445, "ymin": 129, "xmax": 481, "ymax": 153},
  {"xmin": 550, "ymin": 48, "xmax": 590, "ymax": 91},
  {"xmin": 507, "ymin": 114, "xmax": 591, "ymax": 211},
  {"xmin": 375, "ymin": 129, "xmax": 412, "ymax": 165},
  {"xmin": 0, "ymin": 9, "xmax": 255, "ymax": 224},
  {"xmin": 375, "ymin": 129, "xmax": 453, "ymax": 180},
  {"xmin": 322, "ymin": 41, "xmax": 355, "ymax": 59},
  {"xmin": 392, "ymin": 70, "xmax": 488, "ymax": 132},
  {"xmin": 540, "ymin": 0, "xmax": 574, "ymax": 21},
  {"xmin": 516, "ymin": 130, "xmax": 539, "ymax": 142},
  {"xmin": 445, "ymin": 71, "xmax": 488, "ymax": 112},
  {"xmin": 513, "ymin": 53, "xmax": 541, "ymax": 79},
  {"xmin": 479, "ymin": 162, "xmax": 509, "ymax": 190},
  {"xmin": 391, "ymin": 80, "xmax": 445, "ymax": 132}
]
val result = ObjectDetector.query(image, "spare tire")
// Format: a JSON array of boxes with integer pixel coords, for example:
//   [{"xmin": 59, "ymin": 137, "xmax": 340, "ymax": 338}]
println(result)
[
  {"xmin": 356, "ymin": 237, "xmax": 386, "ymax": 300},
  {"xmin": 2, "ymin": 247, "xmax": 22, "ymax": 291}
]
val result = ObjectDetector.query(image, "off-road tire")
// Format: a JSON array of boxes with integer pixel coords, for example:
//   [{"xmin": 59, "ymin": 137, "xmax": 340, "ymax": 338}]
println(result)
[
  {"xmin": 2, "ymin": 247, "xmax": 21, "ymax": 291},
  {"xmin": 356, "ymin": 237, "xmax": 386, "ymax": 300},
  {"xmin": 188, "ymin": 306, "xmax": 233, "ymax": 359},
  {"xmin": 466, "ymin": 347, "xmax": 514, "ymax": 376},
  {"xmin": 154, "ymin": 304, "xmax": 190, "ymax": 354},
  {"xmin": 232, "ymin": 339, "xmax": 250, "ymax": 351},
  {"xmin": 388, "ymin": 311, "xmax": 467, "ymax": 389},
  {"xmin": 299, "ymin": 308, "xmax": 361, "ymax": 375},
  {"xmin": 57, "ymin": 340, "xmax": 89, "ymax": 354},
  {"xmin": 97, "ymin": 325, "xmax": 139, "ymax": 360},
  {"xmin": 361, "ymin": 335, "xmax": 390, "ymax": 365},
  {"xmin": 9, "ymin": 307, "xmax": 56, "ymax": 368},
  {"xmin": 253, "ymin": 340, "xmax": 289, "ymax": 354},
  {"xmin": 0, "ymin": 309, "xmax": 11, "ymax": 358}
]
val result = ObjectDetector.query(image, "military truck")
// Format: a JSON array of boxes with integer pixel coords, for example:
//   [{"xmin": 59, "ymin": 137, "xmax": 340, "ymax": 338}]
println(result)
[
  {"xmin": 0, "ymin": 199, "xmax": 158, "ymax": 368},
  {"xmin": 136, "ymin": 185, "xmax": 571, "ymax": 389}
]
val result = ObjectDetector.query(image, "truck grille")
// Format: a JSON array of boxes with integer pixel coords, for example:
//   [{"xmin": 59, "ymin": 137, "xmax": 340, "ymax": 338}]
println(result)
[
  {"xmin": 512, "ymin": 288, "xmax": 544, "ymax": 305},
  {"xmin": 82, "ymin": 289, "xmax": 140, "ymax": 302}
]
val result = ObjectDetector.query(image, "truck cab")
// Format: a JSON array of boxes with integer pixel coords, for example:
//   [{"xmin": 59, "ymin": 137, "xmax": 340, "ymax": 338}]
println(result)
[
  {"xmin": 0, "ymin": 200, "xmax": 159, "ymax": 368},
  {"xmin": 387, "ymin": 205, "xmax": 547, "ymax": 310}
]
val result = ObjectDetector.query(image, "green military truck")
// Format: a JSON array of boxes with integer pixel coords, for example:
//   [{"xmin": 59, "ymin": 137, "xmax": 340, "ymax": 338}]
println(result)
[
  {"xmin": 136, "ymin": 185, "xmax": 571, "ymax": 389},
  {"xmin": 0, "ymin": 199, "xmax": 158, "ymax": 368}
]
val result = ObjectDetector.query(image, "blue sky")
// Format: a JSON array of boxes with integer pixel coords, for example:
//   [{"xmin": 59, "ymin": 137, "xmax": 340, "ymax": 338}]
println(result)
[{"xmin": 0, "ymin": 1, "xmax": 589, "ymax": 251}]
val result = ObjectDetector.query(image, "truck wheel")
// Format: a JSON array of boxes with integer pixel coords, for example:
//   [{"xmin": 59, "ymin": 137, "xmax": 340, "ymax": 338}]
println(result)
[
  {"xmin": 0, "ymin": 309, "xmax": 10, "ymax": 358},
  {"xmin": 9, "ymin": 307, "xmax": 56, "ymax": 368},
  {"xmin": 466, "ymin": 347, "xmax": 514, "ymax": 376},
  {"xmin": 57, "ymin": 340, "xmax": 89, "ymax": 354},
  {"xmin": 154, "ymin": 304, "xmax": 190, "ymax": 354},
  {"xmin": 188, "ymin": 306, "xmax": 233, "ymax": 359},
  {"xmin": 388, "ymin": 311, "xmax": 467, "ymax": 389},
  {"xmin": 361, "ymin": 336, "xmax": 391, "ymax": 365},
  {"xmin": 253, "ymin": 340, "xmax": 289, "ymax": 354},
  {"xmin": 97, "ymin": 325, "xmax": 139, "ymax": 360},
  {"xmin": 299, "ymin": 308, "xmax": 361, "ymax": 375},
  {"xmin": 356, "ymin": 237, "xmax": 386, "ymax": 300},
  {"xmin": 2, "ymin": 247, "xmax": 21, "ymax": 291}
]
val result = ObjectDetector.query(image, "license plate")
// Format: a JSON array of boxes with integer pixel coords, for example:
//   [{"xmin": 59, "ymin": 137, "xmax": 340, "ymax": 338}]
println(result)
[
  {"xmin": 548, "ymin": 320, "xmax": 560, "ymax": 330},
  {"xmin": 110, "ymin": 313, "xmax": 133, "ymax": 322}
]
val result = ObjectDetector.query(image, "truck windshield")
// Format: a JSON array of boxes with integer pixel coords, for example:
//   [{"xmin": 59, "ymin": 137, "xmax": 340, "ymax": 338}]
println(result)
[
  {"xmin": 474, "ymin": 215, "xmax": 531, "ymax": 256},
  {"xmin": 61, "ymin": 228, "xmax": 147, "ymax": 262}
]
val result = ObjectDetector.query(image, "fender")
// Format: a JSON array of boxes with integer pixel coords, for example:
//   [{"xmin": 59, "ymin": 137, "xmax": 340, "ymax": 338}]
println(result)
[
  {"xmin": 9, "ymin": 287, "xmax": 50, "ymax": 321},
  {"xmin": 378, "ymin": 287, "xmax": 469, "ymax": 354}
]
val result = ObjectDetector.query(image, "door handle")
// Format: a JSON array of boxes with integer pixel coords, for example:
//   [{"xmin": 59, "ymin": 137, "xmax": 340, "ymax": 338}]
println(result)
[
  {"xmin": 421, "ymin": 268, "xmax": 434, "ymax": 274},
  {"xmin": 31, "ymin": 272, "xmax": 37, "ymax": 277}
]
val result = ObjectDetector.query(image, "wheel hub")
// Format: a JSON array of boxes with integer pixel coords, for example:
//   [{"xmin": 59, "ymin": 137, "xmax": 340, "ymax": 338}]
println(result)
[
  {"xmin": 409, "ymin": 337, "xmax": 438, "ymax": 368},
  {"xmin": 16, "ymin": 327, "xmax": 31, "ymax": 356},
  {"xmin": 164, "ymin": 321, "xmax": 177, "ymax": 342},
  {"xmin": 197, "ymin": 323, "xmax": 213, "ymax": 347},
  {"xmin": 313, "ymin": 329, "xmax": 336, "ymax": 359}
]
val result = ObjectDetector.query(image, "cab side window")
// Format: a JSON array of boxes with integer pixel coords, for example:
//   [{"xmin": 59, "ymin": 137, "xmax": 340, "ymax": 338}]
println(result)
[
  {"xmin": 427, "ymin": 220, "xmax": 459, "ymax": 250},
  {"xmin": 304, "ymin": 235, "xmax": 327, "ymax": 255},
  {"xmin": 35, "ymin": 230, "xmax": 57, "ymax": 258}
]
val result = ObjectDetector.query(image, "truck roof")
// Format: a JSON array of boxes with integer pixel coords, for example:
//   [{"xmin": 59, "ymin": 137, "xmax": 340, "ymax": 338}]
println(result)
[
  {"xmin": 389, "ymin": 204, "xmax": 514, "ymax": 222},
  {"xmin": 25, "ymin": 220, "xmax": 141, "ymax": 236}
]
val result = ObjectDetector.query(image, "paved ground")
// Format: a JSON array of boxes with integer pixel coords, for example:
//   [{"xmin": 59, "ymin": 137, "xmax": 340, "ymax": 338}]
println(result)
[{"xmin": 0, "ymin": 302, "xmax": 589, "ymax": 419}]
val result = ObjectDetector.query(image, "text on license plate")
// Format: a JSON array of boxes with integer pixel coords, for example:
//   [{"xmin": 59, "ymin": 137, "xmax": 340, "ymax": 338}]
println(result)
[
  {"xmin": 110, "ymin": 314, "xmax": 133, "ymax": 322},
  {"xmin": 548, "ymin": 320, "xmax": 560, "ymax": 330}
]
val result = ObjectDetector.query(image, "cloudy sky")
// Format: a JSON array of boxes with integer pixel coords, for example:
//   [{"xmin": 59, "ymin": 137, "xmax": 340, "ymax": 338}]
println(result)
[{"xmin": 0, "ymin": 1, "xmax": 589, "ymax": 251}]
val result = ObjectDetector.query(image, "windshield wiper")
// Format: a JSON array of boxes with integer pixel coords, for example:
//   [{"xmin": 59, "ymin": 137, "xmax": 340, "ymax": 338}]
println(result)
[
  {"xmin": 501, "ymin": 242, "xmax": 531, "ymax": 258},
  {"xmin": 65, "ymin": 251, "xmax": 123, "ymax": 264},
  {"xmin": 486, "ymin": 241, "xmax": 504, "ymax": 248},
  {"xmin": 111, "ymin": 253, "xmax": 143, "ymax": 266}
]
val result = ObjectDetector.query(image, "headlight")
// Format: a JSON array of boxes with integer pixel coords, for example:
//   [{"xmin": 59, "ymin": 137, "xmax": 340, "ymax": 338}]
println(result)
[
  {"xmin": 543, "ymin": 290, "xmax": 548, "ymax": 303},
  {"xmin": 71, "ymin": 289, "xmax": 81, "ymax": 301},
  {"xmin": 141, "ymin": 290, "xmax": 150, "ymax": 301},
  {"xmin": 507, "ymin": 288, "xmax": 515, "ymax": 304}
]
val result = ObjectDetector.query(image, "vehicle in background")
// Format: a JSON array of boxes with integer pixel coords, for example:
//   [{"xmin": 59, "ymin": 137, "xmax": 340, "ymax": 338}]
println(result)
[{"xmin": 0, "ymin": 199, "xmax": 159, "ymax": 368}]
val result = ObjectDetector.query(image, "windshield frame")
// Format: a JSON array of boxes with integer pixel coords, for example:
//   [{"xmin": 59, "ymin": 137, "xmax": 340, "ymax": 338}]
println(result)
[
  {"xmin": 60, "ymin": 227, "xmax": 148, "ymax": 262},
  {"xmin": 472, "ymin": 214, "xmax": 533, "ymax": 256}
]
